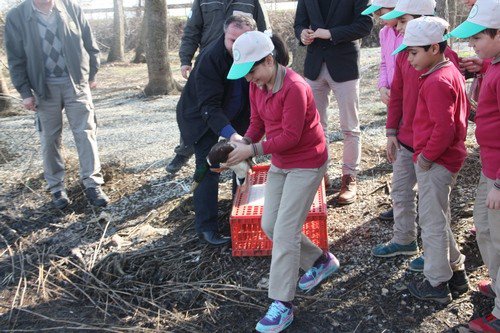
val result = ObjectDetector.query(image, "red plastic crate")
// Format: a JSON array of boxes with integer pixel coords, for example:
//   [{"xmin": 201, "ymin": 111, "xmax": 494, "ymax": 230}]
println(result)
[{"xmin": 230, "ymin": 164, "xmax": 328, "ymax": 256}]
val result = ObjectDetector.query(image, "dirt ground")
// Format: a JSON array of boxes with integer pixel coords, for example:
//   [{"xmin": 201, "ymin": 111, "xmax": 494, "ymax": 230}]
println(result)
[{"xmin": 0, "ymin": 48, "xmax": 492, "ymax": 333}]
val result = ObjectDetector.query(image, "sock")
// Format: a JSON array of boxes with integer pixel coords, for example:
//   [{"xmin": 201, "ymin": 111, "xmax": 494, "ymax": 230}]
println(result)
[
  {"xmin": 314, "ymin": 251, "xmax": 329, "ymax": 267},
  {"xmin": 277, "ymin": 300, "xmax": 293, "ymax": 309}
]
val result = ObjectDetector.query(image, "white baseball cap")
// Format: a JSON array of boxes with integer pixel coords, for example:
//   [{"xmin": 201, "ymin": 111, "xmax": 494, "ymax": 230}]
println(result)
[
  {"xmin": 227, "ymin": 31, "xmax": 274, "ymax": 80},
  {"xmin": 361, "ymin": 0, "xmax": 399, "ymax": 15},
  {"xmin": 392, "ymin": 16, "xmax": 449, "ymax": 55},
  {"xmin": 380, "ymin": 0, "xmax": 436, "ymax": 20},
  {"xmin": 448, "ymin": 0, "xmax": 500, "ymax": 39}
]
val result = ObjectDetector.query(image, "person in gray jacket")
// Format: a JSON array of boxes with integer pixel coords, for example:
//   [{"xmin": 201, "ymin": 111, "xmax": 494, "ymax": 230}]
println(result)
[
  {"xmin": 166, "ymin": 0, "xmax": 270, "ymax": 174},
  {"xmin": 4, "ymin": 0, "xmax": 109, "ymax": 209}
]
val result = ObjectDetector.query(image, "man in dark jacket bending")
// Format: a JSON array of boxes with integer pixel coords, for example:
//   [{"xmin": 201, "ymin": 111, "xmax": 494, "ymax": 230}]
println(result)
[
  {"xmin": 177, "ymin": 15, "xmax": 256, "ymax": 245},
  {"xmin": 167, "ymin": 0, "xmax": 269, "ymax": 174}
]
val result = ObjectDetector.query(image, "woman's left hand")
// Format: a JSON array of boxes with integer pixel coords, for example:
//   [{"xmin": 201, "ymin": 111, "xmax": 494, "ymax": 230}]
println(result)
[{"xmin": 226, "ymin": 142, "xmax": 253, "ymax": 166}]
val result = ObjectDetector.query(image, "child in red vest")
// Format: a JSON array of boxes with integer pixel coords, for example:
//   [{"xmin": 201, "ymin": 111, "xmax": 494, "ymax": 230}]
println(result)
[
  {"xmin": 372, "ymin": 0, "xmax": 461, "ymax": 274},
  {"xmin": 392, "ymin": 16, "xmax": 469, "ymax": 303},
  {"xmin": 226, "ymin": 31, "xmax": 340, "ymax": 333},
  {"xmin": 449, "ymin": 0, "xmax": 500, "ymax": 330}
]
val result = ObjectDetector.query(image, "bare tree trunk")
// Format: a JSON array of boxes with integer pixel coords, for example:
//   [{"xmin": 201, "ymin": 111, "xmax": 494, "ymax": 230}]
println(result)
[
  {"xmin": 448, "ymin": 0, "xmax": 456, "ymax": 28},
  {"xmin": 448, "ymin": 0, "xmax": 456, "ymax": 47},
  {"xmin": 0, "ymin": 70, "xmax": 11, "ymax": 112},
  {"xmin": 436, "ymin": 0, "xmax": 449, "ymax": 22},
  {"xmin": 144, "ymin": 0, "xmax": 178, "ymax": 96},
  {"xmin": 0, "ymin": 12, "xmax": 10, "ymax": 111},
  {"xmin": 107, "ymin": 0, "xmax": 125, "ymax": 62},
  {"xmin": 136, "ymin": 0, "xmax": 142, "ymax": 17},
  {"xmin": 133, "ymin": 12, "xmax": 147, "ymax": 63}
]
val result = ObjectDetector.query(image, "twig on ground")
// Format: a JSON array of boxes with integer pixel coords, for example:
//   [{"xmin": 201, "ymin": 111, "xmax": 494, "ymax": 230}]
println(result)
[
  {"xmin": 8, "ymin": 307, "xmax": 134, "ymax": 332},
  {"xmin": 0, "ymin": 93, "xmax": 23, "ymax": 102},
  {"xmin": 9, "ymin": 242, "xmax": 27, "ymax": 325},
  {"xmin": 88, "ymin": 217, "xmax": 112, "ymax": 271},
  {"xmin": 353, "ymin": 319, "xmax": 364, "ymax": 333},
  {"xmin": 0, "ymin": 233, "xmax": 16, "ymax": 284},
  {"xmin": 141, "ymin": 160, "xmax": 161, "ymax": 174}
]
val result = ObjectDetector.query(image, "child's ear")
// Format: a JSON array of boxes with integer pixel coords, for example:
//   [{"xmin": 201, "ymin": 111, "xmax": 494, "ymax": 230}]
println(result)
[
  {"xmin": 431, "ymin": 43, "xmax": 440, "ymax": 55},
  {"xmin": 265, "ymin": 54, "xmax": 274, "ymax": 66}
]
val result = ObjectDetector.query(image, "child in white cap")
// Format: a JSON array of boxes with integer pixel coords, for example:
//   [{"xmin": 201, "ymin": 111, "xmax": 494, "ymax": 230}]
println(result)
[
  {"xmin": 363, "ymin": 0, "xmax": 402, "ymax": 106},
  {"xmin": 448, "ymin": 0, "xmax": 500, "ymax": 330},
  {"xmin": 371, "ymin": 0, "xmax": 462, "ymax": 274},
  {"xmin": 225, "ymin": 31, "xmax": 340, "ymax": 333},
  {"xmin": 362, "ymin": 0, "xmax": 402, "ymax": 222},
  {"xmin": 392, "ymin": 16, "xmax": 469, "ymax": 304},
  {"xmin": 456, "ymin": 0, "xmax": 492, "ymax": 129}
]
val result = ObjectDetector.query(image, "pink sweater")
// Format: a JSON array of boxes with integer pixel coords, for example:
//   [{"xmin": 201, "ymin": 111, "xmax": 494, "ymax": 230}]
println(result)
[{"xmin": 378, "ymin": 26, "xmax": 403, "ymax": 89}]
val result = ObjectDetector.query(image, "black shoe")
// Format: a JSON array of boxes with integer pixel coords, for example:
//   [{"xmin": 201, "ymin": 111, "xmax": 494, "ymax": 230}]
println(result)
[
  {"xmin": 449, "ymin": 270, "xmax": 469, "ymax": 294},
  {"xmin": 408, "ymin": 278, "xmax": 452, "ymax": 304},
  {"xmin": 379, "ymin": 208, "xmax": 394, "ymax": 221},
  {"xmin": 198, "ymin": 231, "xmax": 230, "ymax": 246},
  {"xmin": 84, "ymin": 186, "xmax": 109, "ymax": 207},
  {"xmin": 166, "ymin": 154, "xmax": 191, "ymax": 173},
  {"xmin": 52, "ymin": 190, "xmax": 70, "ymax": 210}
]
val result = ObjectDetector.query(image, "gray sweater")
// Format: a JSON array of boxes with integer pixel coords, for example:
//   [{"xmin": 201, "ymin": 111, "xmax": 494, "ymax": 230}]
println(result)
[{"xmin": 5, "ymin": 0, "xmax": 100, "ymax": 99}]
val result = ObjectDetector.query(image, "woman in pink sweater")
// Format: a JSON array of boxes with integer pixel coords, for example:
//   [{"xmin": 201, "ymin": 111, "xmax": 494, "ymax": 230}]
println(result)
[
  {"xmin": 362, "ymin": 0, "xmax": 403, "ymax": 105},
  {"xmin": 225, "ymin": 31, "xmax": 340, "ymax": 333}
]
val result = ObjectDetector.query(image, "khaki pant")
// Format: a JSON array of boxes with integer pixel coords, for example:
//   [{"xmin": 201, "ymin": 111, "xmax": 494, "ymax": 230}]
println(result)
[
  {"xmin": 474, "ymin": 173, "xmax": 500, "ymax": 318},
  {"xmin": 306, "ymin": 63, "xmax": 361, "ymax": 175},
  {"xmin": 35, "ymin": 80, "xmax": 104, "ymax": 193},
  {"xmin": 415, "ymin": 163, "xmax": 464, "ymax": 287},
  {"xmin": 262, "ymin": 162, "xmax": 327, "ymax": 301},
  {"xmin": 390, "ymin": 146, "xmax": 418, "ymax": 245}
]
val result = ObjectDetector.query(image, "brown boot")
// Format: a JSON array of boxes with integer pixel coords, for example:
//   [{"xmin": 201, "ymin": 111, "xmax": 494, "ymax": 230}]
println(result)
[{"xmin": 338, "ymin": 174, "xmax": 356, "ymax": 205}]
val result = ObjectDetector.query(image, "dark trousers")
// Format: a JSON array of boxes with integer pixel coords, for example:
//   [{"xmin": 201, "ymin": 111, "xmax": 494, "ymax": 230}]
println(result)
[
  {"xmin": 193, "ymin": 131, "xmax": 221, "ymax": 233},
  {"xmin": 193, "ymin": 130, "xmax": 240, "ymax": 233},
  {"xmin": 174, "ymin": 136, "xmax": 194, "ymax": 157}
]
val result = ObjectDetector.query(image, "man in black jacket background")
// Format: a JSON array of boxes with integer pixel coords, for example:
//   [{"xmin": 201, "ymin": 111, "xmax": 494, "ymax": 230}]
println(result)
[
  {"xmin": 294, "ymin": 0, "xmax": 372, "ymax": 205},
  {"xmin": 167, "ymin": 0, "xmax": 269, "ymax": 174},
  {"xmin": 176, "ymin": 15, "xmax": 256, "ymax": 246}
]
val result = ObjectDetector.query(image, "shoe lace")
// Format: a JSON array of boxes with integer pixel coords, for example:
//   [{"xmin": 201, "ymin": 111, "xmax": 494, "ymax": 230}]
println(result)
[
  {"xmin": 305, "ymin": 266, "xmax": 320, "ymax": 279},
  {"xmin": 380, "ymin": 242, "xmax": 397, "ymax": 252},
  {"xmin": 265, "ymin": 302, "xmax": 285, "ymax": 321},
  {"xmin": 342, "ymin": 175, "xmax": 355, "ymax": 190}
]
